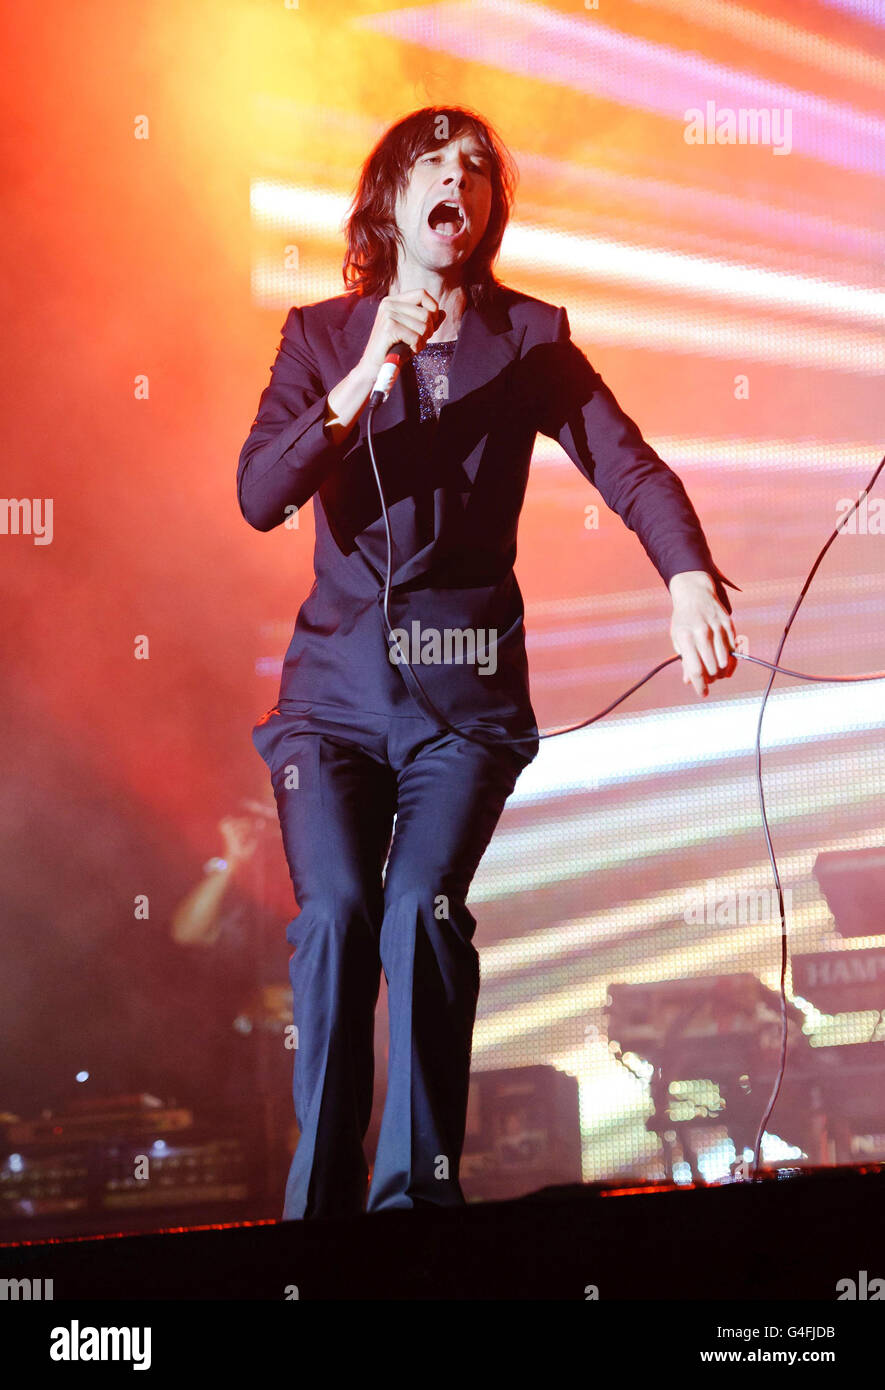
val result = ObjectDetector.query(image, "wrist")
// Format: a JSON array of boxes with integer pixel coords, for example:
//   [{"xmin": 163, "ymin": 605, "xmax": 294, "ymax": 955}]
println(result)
[
  {"xmin": 325, "ymin": 362, "xmax": 376, "ymax": 443},
  {"xmin": 668, "ymin": 570, "xmax": 716, "ymax": 597},
  {"xmin": 203, "ymin": 856, "xmax": 232, "ymax": 876},
  {"xmin": 350, "ymin": 357, "xmax": 378, "ymax": 393}
]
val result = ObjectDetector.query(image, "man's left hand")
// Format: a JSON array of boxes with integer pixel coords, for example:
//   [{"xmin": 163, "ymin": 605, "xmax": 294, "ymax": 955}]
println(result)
[{"xmin": 668, "ymin": 570, "xmax": 738, "ymax": 698}]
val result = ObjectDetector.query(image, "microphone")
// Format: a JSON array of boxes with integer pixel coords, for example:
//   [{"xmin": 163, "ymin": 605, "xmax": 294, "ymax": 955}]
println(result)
[{"xmin": 369, "ymin": 341, "xmax": 413, "ymax": 408}]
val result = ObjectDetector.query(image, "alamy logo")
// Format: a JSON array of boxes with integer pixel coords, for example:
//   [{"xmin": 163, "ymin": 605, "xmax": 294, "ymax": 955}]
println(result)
[
  {"xmin": 684, "ymin": 880, "xmax": 792, "ymax": 926},
  {"xmin": 684, "ymin": 101, "xmax": 792, "ymax": 155},
  {"xmin": 49, "ymin": 1321, "xmax": 151, "ymax": 1370},
  {"xmin": 388, "ymin": 622, "xmax": 498, "ymax": 676},
  {"xmin": 0, "ymin": 1277, "xmax": 53, "ymax": 1300},
  {"xmin": 836, "ymin": 1271, "xmax": 885, "ymax": 1300},
  {"xmin": 1, "ymin": 498, "xmax": 53, "ymax": 545}
]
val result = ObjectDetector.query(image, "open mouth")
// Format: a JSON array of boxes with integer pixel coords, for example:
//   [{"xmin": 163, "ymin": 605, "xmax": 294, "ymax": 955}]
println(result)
[{"xmin": 427, "ymin": 200, "xmax": 466, "ymax": 239}]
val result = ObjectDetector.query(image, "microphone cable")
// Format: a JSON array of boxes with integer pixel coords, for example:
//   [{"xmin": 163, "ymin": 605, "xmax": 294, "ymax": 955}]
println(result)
[
  {"xmin": 368, "ymin": 395, "xmax": 885, "ymax": 1182},
  {"xmin": 367, "ymin": 397, "xmax": 508, "ymax": 751}
]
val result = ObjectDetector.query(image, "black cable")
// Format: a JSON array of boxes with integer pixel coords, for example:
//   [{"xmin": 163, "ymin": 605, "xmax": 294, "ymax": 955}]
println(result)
[
  {"xmin": 368, "ymin": 399, "xmax": 884, "ymax": 1183},
  {"xmin": 367, "ymin": 402, "xmax": 505, "ymax": 750},
  {"xmin": 745, "ymin": 452, "xmax": 885, "ymax": 1180}
]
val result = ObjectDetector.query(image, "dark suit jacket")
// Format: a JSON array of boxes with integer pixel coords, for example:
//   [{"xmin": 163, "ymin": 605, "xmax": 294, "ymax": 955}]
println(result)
[{"xmin": 238, "ymin": 284, "xmax": 739, "ymax": 761}]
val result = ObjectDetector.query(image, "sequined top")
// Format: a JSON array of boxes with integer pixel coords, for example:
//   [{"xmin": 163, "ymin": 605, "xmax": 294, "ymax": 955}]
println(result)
[{"xmin": 411, "ymin": 339, "xmax": 457, "ymax": 423}]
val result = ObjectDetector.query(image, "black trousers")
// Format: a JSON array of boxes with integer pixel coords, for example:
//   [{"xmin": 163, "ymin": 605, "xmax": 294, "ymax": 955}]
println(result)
[{"xmin": 253, "ymin": 700, "xmax": 529, "ymax": 1219}]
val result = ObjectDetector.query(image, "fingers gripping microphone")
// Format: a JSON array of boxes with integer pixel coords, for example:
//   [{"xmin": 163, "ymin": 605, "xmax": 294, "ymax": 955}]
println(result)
[{"xmin": 369, "ymin": 341, "xmax": 413, "ymax": 408}]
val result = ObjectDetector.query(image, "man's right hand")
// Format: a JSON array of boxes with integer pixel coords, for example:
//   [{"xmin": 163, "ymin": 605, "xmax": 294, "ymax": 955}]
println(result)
[
  {"xmin": 358, "ymin": 289, "xmax": 445, "ymax": 379},
  {"xmin": 324, "ymin": 289, "xmax": 445, "ymax": 444}
]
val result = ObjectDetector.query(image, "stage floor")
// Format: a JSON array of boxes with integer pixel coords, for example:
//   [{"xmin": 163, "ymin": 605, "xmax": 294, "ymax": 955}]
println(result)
[{"xmin": 3, "ymin": 1162, "xmax": 883, "ymax": 1301}]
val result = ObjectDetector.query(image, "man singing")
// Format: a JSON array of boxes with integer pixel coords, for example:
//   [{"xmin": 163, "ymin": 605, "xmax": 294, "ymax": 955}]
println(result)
[{"xmin": 237, "ymin": 105, "xmax": 739, "ymax": 1220}]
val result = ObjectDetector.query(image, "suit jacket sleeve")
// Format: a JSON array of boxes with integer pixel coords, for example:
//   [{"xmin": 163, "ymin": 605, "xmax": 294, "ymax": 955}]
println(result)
[
  {"xmin": 237, "ymin": 306, "xmax": 359, "ymax": 531},
  {"xmin": 537, "ymin": 306, "xmax": 740, "ymax": 616}
]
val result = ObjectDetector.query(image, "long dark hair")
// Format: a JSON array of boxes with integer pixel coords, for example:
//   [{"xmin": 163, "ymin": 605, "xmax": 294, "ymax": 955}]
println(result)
[{"xmin": 342, "ymin": 106, "xmax": 518, "ymax": 308}]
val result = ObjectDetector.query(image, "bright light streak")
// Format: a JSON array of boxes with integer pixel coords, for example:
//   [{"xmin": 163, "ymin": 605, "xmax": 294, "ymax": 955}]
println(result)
[
  {"xmin": 510, "ymin": 682, "xmax": 885, "ymax": 805},
  {"xmin": 501, "ymin": 223, "xmax": 885, "ymax": 325},
  {"xmin": 358, "ymin": 1, "xmax": 885, "ymax": 174}
]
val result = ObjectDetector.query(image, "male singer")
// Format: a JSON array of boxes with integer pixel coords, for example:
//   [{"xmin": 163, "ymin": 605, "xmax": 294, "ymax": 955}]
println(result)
[{"xmin": 237, "ymin": 106, "xmax": 739, "ymax": 1220}]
